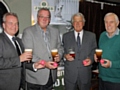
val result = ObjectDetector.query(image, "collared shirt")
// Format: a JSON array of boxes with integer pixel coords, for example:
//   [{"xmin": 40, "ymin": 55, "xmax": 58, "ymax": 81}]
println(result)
[
  {"xmin": 74, "ymin": 29, "xmax": 83, "ymax": 44},
  {"xmin": 38, "ymin": 24, "xmax": 49, "ymax": 37},
  {"xmin": 106, "ymin": 28, "xmax": 119, "ymax": 38},
  {"xmin": 38, "ymin": 25, "xmax": 50, "ymax": 44},
  {"xmin": 4, "ymin": 31, "xmax": 21, "ymax": 66},
  {"xmin": 39, "ymin": 25, "xmax": 50, "ymax": 53},
  {"xmin": 4, "ymin": 31, "xmax": 22, "ymax": 54}
]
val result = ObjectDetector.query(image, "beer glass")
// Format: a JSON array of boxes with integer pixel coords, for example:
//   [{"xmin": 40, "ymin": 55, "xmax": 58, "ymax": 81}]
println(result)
[
  {"xmin": 95, "ymin": 49, "xmax": 102, "ymax": 62},
  {"xmin": 25, "ymin": 49, "xmax": 32, "ymax": 63},
  {"xmin": 68, "ymin": 49, "xmax": 75, "ymax": 58},
  {"xmin": 51, "ymin": 49, "xmax": 58, "ymax": 61}
]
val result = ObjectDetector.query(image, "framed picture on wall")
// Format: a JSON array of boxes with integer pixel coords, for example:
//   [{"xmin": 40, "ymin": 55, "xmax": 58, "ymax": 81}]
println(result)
[{"xmin": 31, "ymin": 0, "xmax": 79, "ymax": 25}]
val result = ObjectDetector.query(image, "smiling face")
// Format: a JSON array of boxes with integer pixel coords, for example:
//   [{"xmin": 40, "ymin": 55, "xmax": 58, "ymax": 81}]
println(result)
[
  {"xmin": 72, "ymin": 15, "xmax": 85, "ymax": 32},
  {"xmin": 104, "ymin": 13, "xmax": 119, "ymax": 36},
  {"xmin": 3, "ymin": 15, "xmax": 19, "ymax": 36},
  {"xmin": 37, "ymin": 9, "xmax": 50, "ymax": 31}
]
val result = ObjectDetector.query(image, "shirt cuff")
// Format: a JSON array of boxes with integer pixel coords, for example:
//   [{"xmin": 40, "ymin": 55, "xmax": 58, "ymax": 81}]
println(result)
[
  {"xmin": 110, "ymin": 61, "xmax": 112, "ymax": 68},
  {"xmin": 33, "ymin": 64, "xmax": 37, "ymax": 71}
]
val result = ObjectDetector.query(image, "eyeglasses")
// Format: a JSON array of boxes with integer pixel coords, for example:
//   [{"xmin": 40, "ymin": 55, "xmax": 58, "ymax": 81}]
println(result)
[
  {"xmin": 5, "ymin": 21, "xmax": 18, "ymax": 26},
  {"xmin": 38, "ymin": 16, "xmax": 50, "ymax": 19}
]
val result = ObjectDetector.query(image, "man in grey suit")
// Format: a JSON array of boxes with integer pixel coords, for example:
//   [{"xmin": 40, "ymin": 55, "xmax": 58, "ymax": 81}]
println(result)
[
  {"xmin": 22, "ymin": 8, "xmax": 63, "ymax": 90},
  {"xmin": 0, "ymin": 12, "xmax": 32, "ymax": 90},
  {"xmin": 62, "ymin": 13, "xmax": 97, "ymax": 90}
]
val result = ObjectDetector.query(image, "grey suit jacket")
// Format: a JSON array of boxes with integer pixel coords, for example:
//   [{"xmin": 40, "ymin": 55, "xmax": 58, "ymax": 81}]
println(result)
[
  {"xmin": 22, "ymin": 24, "xmax": 63, "ymax": 85},
  {"xmin": 0, "ymin": 32, "xmax": 24, "ymax": 90},
  {"xmin": 62, "ymin": 30, "xmax": 97, "ymax": 84}
]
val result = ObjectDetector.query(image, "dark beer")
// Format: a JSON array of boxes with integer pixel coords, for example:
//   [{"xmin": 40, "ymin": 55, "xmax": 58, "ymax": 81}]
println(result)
[
  {"xmin": 69, "ymin": 51, "xmax": 75, "ymax": 58},
  {"xmin": 95, "ymin": 49, "xmax": 102, "ymax": 61}
]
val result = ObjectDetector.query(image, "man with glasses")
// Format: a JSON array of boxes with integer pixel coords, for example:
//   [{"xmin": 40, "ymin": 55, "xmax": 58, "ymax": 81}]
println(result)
[{"xmin": 22, "ymin": 8, "xmax": 63, "ymax": 90}]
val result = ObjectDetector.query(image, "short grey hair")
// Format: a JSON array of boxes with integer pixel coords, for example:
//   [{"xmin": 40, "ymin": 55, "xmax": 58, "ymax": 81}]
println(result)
[
  {"xmin": 37, "ymin": 8, "xmax": 51, "ymax": 19},
  {"xmin": 104, "ymin": 12, "xmax": 119, "ymax": 23},
  {"xmin": 71, "ymin": 12, "xmax": 86, "ymax": 23},
  {"xmin": 3, "ymin": 12, "xmax": 18, "ymax": 22}
]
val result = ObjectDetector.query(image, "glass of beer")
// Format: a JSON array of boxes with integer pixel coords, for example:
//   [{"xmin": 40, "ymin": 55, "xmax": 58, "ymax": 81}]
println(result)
[
  {"xmin": 51, "ymin": 49, "xmax": 58, "ymax": 61},
  {"xmin": 69, "ymin": 49, "xmax": 75, "ymax": 58},
  {"xmin": 25, "ymin": 49, "xmax": 32, "ymax": 63},
  {"xmin": 95, "ymin": 49, "xmax": 102, "ymax": 62}
]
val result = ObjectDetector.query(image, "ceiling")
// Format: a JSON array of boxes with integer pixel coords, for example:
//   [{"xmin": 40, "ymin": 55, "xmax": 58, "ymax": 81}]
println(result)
[{"xmin": 96, "ymin": 0, "xmax": 120, "ymax": 4}]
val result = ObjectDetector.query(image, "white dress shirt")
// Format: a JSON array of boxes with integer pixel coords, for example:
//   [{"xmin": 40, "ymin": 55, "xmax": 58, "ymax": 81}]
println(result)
[{"xmin": 74, "ymin": 30, "xmax": 83, "ymax": 44}]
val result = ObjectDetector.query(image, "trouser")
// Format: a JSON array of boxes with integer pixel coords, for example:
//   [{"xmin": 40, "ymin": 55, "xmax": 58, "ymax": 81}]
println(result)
[
  {"xmin": 65, "ymin": 79, "xmax": 91, "ymax": 90},
  {"xmin": 27, "ymin": 71, "xmax": 53, "ymax": 90},
  {"xmin": 99, "ymin": 78, "xmax": 120, "ymax": 90}
]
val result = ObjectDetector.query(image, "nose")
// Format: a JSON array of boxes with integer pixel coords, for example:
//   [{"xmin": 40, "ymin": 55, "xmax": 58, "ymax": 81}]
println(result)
[
  {"xmin": 43, "ymin": 17, "xmax": 48, "ymax": 21},
  {"xmin": 76, "ymin": 22, "xmax": 80, "ymax": 25}
]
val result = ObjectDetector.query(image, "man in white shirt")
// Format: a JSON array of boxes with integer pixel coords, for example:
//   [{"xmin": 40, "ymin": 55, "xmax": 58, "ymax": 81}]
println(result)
[
  {"xmin": 62, "ymin": 12, "xmax": 97, "ymax": 90},
  {"xmin": 0, "ymin": 12, "xmax": 44, "ymax": 90}
]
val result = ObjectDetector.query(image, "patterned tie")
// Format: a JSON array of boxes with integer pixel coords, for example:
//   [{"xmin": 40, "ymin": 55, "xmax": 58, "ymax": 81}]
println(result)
[
  {"xmin": 12, "ymin": 37, "xmax": 21, "ymax": 55},
  {"xmin": 77, "ymin": 33, "xmax": 81, "ymax": 50},
  {"xmin": 43, "ymin": 32, "xmax": 50, "ymax": 53}
]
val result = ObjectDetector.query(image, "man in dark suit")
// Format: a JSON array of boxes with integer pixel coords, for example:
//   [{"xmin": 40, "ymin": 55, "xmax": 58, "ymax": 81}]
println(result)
[
  {"xmin": 0, "ymin": 12, "xmax": 33, "ymax": 90},
  {"xmin": 62, "ymin": 12, "xmax": 97, "ymax": 90},
  {"xmin": 22, "ymin": 8, "xmax": 63, "ymax": 90}
]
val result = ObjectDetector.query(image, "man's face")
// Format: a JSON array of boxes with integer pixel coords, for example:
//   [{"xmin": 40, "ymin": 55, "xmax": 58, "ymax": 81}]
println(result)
[
  {"xmin": 73, "ymin": 16, "xmax": 84, "ymax": 32},
  {"xmin": 3, "ymin": 15, "xmax": 18, "ymax": 36},
  {"xmin": 37, "ymin": 10, "xmax": 50, "ymax": 30},
  {"xmin": 104, "ymin": 15, "xmax": 119, "ymax": 36}
]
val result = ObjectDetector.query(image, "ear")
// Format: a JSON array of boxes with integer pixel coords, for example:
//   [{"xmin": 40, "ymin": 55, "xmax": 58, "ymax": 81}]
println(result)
[
  {"xmin": 117, "ymin": 21, "xmax": 120, "ymax": 26},
  {"xmin": 83, "ymin": 22, "xmax": 85, "ymax": 26},
  {"xmin": 2, "ymin": 23, "xmax": 5, "ymax": 29}
]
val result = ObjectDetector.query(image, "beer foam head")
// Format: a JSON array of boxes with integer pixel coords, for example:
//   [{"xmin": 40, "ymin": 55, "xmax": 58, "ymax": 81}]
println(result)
[
  {"xmin": 95, "ymin": 49, "xmax": 102, "ymax": 52},
  {"xmin": 25, "ymin": 49, "xmax": 32, "ymax": 52},
  {"xmin": 51, "ymin": 49, "xmax": 58, "ymax": 52},
  {"xmin": 69, "ymin": 51, "xmax": 75, "ymax": 54}
]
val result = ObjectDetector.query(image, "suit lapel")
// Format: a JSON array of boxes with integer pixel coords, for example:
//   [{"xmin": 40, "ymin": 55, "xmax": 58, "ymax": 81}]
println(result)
[
  {"xmin": 16, "ymin": 37, "xmax": 24, "ymax": 53},
  {"xmin": 47, "ymin": 29, "xmax": 51, "ymax": 50},
  {"xmin": 71, "ymin": 31, "xmax": 76, "ymax": 46},
  {"xmin": 35, "ymin": 24, "xmax": 50, "ymax": 53},
  {"xmin": 35, "ymin": 24, "xmax": 46, "ymax": 47},
  {"xmin": 2, "ymin": 32, "xmax": 18, "ymax": 55},
  {"xmin": 81, "ymin": 30, "xmax": 88, "ymax": 48},
  {"xmin": 69, "ymin": 31, "xmax": 77, "ymax": 50},
  {"xmin": 3, "ymin": 32, "xmax": 13, "ymax": 45},
  {"xmin": 76, "ymin": 30, "xmax": 87, "ymax": 52}
]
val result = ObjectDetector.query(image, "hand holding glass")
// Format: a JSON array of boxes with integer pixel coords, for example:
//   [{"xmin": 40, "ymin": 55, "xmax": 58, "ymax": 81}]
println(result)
[
  {"xmin": 25, "ymin": 49, "xmax": 32, "ymax": 63},
  {"xmin": 95, "ymin": 49, "xmax": 102, "ymax": 62},
  {"xmin": 69, "ymin": 49, "xmax": 75, "ymax": 58},
  {"xmin": 51, "ymin": 49, "xmax": 58, "ymax": 62}
]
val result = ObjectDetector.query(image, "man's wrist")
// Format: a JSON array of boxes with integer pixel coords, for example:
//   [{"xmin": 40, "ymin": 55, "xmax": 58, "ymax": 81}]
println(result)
[{"xmin": 33, "ymin": 63, "xmax": 37, "ymax": 71}]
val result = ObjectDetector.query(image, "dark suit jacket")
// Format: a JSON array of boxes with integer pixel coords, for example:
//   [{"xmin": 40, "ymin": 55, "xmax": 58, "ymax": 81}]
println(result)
[
  {"xmin": 0, "ymin": 32, "xmax": 24, "ymax": 90},
  {"xmin": 62, "ymin": 30, "xmax": 97, "ymax": 84}
]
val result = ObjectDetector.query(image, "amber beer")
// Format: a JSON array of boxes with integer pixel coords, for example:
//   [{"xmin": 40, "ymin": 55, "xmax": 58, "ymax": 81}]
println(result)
[
  {"xmin": 51, "ymin": 49, "xmax": 58, "ymax": 61},
  {"xmin": 95, "ymin": 49, "xmax": 102, "ymax": 61},
  {"xmin": 25, "ymin": 49, "xmax": 32, "ymax": 62},
  {"xmin": 25, "ymin": 49, "xmax": 32, "ymax": 54}
]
